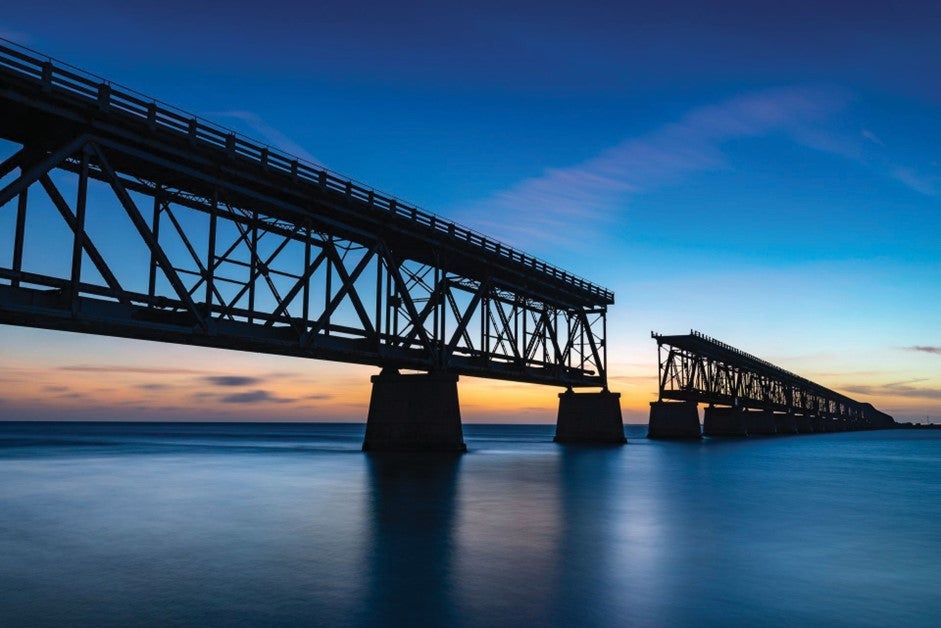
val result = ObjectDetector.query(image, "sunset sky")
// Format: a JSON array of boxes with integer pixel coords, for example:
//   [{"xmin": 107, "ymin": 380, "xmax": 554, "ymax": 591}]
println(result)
[{"xmin": 1, "ymin": 1, "xmax": 939, "ymax": 423}]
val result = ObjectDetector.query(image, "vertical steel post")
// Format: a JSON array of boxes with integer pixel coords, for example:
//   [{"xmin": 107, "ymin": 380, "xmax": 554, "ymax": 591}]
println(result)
[
  {"xmin": 205, "ymin": 191, "xmax": 217, "ymax": 314},
  {"xmin": 12, "ymin": 189, "xmax": 27, "ymax": 288},
  {"xmin": 302, "ymin": 228, "xmax": 311, "ymax": 323},
  {"xmin": 375, "ymin": 250, "xmax": 382, "ymax": 349},
  {"xmin": 325, "ymin": 238, "xmax": 332, "ymax": 334},
  {"xmin": 522, "ymin": 305, "xmax": 528, "ymax": 363},
  {"xmin": 438, "ymin": 271, "xmax": 447, "ymax": 368},
  {"xmin": 148, "ymin": 190, "xmax": 161, "ymax": 298},
  {"xmin": 70, "ymin": 149, "xmax": 89, "ymax": 299},
  {"xmin": 384, "ymin": 261, "xmax": 392, "ymax": 341},
  {"xmin": 433, "ymin": 266, "xmax": 440, "ymax": 352},
  {"xmin": 602, "ymin": 310, "xmax": 608, "ymax": 389},
  {"xmin": 657, "ymin": 340, "xmax": 663, "ymax": 401},
  {"xmin": 482, "ymin": 291, "xmax": 489, "ymax": 357},
  {"xmin": 248, "ymin": 212, "xmax": 257, "ymax": 324}
]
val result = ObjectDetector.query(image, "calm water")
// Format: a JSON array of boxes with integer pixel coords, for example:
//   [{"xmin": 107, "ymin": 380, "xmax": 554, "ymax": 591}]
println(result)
[{"xmin": 1, "ymin": 422, "xmax": 939, "ymax": 627}]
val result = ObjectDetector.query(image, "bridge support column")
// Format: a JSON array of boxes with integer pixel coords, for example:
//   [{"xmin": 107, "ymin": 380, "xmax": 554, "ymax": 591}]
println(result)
[
  {"xmin": 745, "ymin": 410, "xmax": 777, "ymax": 435},
  {"xmin": 703, "ymin": 406, "xmax": 748, "ymax": 436},
  {"xmin": 648, "ymin": 401, "xmax": 701, "ymax": 439},
  {"xmin": 362, "ymin": 369, "xmax": 466, "ymax": 452},
  {"xmin": 554, "ymin": 390, "xmax": 626, "ymax": 444},
  {"xmin": 813, "ymin": 416, "xmax": 831, "ymax": 432},
  {"xmin": 776, "ymin": 412, "xmax": 799, "ymax": 435}
]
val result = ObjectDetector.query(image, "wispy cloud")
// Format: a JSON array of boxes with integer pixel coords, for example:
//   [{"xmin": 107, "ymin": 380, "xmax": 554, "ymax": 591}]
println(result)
[
  {"xmin": 890, "ymin": 167, "xmax": 937, "ymax": 196},
  {"xmin": 861, "ymin": 129, "xmax": 885, "ymax": 146},
  {"xmin": 907, "ymin": 346, "xmax": 941, "ymax": 355},
  {"xmin": 455, "ymin": 84, "xmax": 939, "ymax": 248},
  {"xmin": 203, "ymin": 375, "xmax": 265, "ymax": 387},
  {"xmin": 844, "ymin": 382, "xmax": 941, "ymax": 400},
  {"xmin": 213, "ymin": 111, "xmax": 320, "ymax": 165},
  {"xmin": 59, "ymin": 365, "xmax": 207, "ymax": 375},
  {"xmin": 136, "ymin": 383, "xmax": 170, "ymax": 391},
  {"xmin": 219, "ymin": 390, "xmax": 293, "ymax": 404},
  {"xmin": 453, "ymin": 85, "xmax": 848, "ymax": 247}
]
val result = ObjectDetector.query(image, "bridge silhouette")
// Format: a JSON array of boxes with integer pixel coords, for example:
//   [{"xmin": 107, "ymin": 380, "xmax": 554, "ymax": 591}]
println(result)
[
  {"xmin": 648, "ymin": 331, "xmax": 896, "ymax": 438},
  {"xmin": 0, "ymin": 40, "xmax": 624, "ymax": 450}
]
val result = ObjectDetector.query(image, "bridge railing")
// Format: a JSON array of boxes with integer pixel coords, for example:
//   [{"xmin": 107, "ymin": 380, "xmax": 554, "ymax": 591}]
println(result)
[{"xmin": 0, "ymin": 38, "xmax": 614, "ymax": 305}]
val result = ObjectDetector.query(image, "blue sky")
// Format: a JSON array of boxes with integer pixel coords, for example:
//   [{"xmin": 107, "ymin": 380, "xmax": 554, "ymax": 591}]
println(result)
[{"xmin": 0, "ymin": 1, "xmax": 939, "ymax": 422}]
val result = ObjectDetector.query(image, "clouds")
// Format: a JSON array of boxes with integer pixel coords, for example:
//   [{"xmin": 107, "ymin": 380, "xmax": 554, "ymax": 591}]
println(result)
[
  {"xmin": 201, "ymin": 376, "xmax": 298, "ymax": 404},
  {"xmin": 890, "ymin": 167, "xmax": 937, "ymax": 196},
  {"xmin": 844, "ymin": 381, "xmax": 941, "ymax": 401},
  {"xmin": 213, "ymin": 111, "xmax": 320, "ymax": 165},
  {"xmin": 29, "ymin": 363, "xmax": 344, "ymax": 420},
  {"xmin": 454, "ymin": 83, "xmax": 939, "ymax": 253},
  {"xmin": 907, "ymin": 346, "xmax": 941, "ymax": 355},
  {"xmin": 861, "ymin": 129, "xmax": 885, "ymax": 146},
  {"xmin": 60, "ymin": 365, "xmax": 207, "ymax": 375},
  {"xmin": 454, "ymin": 85, "xmax": 849, "ymax": 248},
  {"xmin": 219, "ymin": 390, "xmax": 291, "ymax": 404},
  {"xmin": 203, "ymin": 375, "xmax": 264, "ymax": 387}
]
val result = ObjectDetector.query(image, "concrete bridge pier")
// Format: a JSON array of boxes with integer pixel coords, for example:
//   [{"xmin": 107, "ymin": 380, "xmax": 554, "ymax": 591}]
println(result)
[
  {"xmin": 813, "ymin": 416, "xmax": 831, "ymax": 433},
  {"xmin": 703, "ymin": 406, "xmax": 748, "ymax": 436},
  {"xmin": 554, "ymin": 389, "xmax": 626, "ymax": 444},
  {"xmin": 745, "ymin": 410, "xmax": 778, "ymax": 435},
  {"xmin": 363, "ymin": 369, "xmax": 467, "ymax": 452},
  {"xmin": 648, "ymin": 401, "xmax": 702, "ymax": 439}
]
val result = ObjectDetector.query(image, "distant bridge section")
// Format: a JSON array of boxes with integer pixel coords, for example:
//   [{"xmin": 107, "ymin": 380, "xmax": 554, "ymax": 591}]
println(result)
[{"xmin": 648, "ymin": 330, "xmax": 896, "ymax": 438}]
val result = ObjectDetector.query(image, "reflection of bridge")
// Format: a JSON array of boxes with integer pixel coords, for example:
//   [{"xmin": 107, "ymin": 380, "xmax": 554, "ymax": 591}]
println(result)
[
  {"xmin": 0, "ymin": 40, "xmax": 624, "ymax": 449},
  {"xmin": 648, "ymin": 331, "xmax": 896, "ymax": 438}
]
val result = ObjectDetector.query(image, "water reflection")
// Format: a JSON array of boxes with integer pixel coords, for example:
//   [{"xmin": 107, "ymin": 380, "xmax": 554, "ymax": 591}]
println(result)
[
  {"xmin": 554, "ymin": 445, "xmax": 628, "ymax": 627},
  {"xmin": 451, "ymin": 451, "xmax": 561, "ymax": 625},
  {"xmin": 1, "ymin": 425, "xmax": 939, "ymax": 627},
  {"xmin": 360, "ymin": 454, "xmax": 462, "ymax": 627}
]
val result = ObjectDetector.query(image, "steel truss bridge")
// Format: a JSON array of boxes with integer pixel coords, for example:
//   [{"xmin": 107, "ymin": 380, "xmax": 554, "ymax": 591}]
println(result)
[
  {"xmin": 652, "ymin": 331, "xmax": 894, "ymax": 428},
  {"xmin": 0, "ymin": 41, "xmax": 613, "ymax": 388}
]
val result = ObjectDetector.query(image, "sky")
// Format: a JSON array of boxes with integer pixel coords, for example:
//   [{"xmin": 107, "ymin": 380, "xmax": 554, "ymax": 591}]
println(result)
[{"xmin": 0, "ymin": 0, "xmax": 939, "ymax": 423}]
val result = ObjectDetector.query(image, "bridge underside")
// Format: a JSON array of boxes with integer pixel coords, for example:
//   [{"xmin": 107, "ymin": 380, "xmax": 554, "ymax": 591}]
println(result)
[
  {"xmin": 0, "ymin": 41, "xmax": 624, "ymax": 448},
  {"xmin": 648, "ymin": 332, "xmax": 896, "ymax": 438}
]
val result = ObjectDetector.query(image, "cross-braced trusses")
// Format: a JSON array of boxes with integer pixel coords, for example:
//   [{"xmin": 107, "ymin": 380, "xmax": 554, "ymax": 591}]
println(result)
[
  {"xmin": 652, "ymin": 331, "xmax": 892, "ymax": 425},
  {"xmin": 0, "ymin": 41, "xmax": 611, "ymax": 388}
]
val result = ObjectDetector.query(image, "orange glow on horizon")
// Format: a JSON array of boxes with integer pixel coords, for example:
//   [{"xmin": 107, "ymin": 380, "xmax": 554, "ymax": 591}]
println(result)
[{"xmin": 0, "ymin": 328, "xmax": 936, "ymax": 424}]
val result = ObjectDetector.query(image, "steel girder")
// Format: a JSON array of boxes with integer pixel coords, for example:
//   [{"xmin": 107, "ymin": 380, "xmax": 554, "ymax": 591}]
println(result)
[
  {"xmin": 0, "ymin": 132, "xmax": 608, "ymax": 387},
  {"xmin": 652, "ymin": 331, "xmax": 891, "ymax": 426}
]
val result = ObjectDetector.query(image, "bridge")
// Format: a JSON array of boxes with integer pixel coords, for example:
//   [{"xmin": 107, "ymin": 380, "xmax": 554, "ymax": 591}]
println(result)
[
  {"xmin": 648, "ymin": 330, "xmax": 896, "ymax": 438},
  {"xmin": 0, "ymin": 40, "xmax": 624, "ymax": 450}
]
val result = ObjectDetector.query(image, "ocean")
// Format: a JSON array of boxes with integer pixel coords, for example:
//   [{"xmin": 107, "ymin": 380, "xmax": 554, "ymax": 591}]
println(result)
[{"xmin": 1, "ymin": 422, "xmax": 939, "ymax": 627}]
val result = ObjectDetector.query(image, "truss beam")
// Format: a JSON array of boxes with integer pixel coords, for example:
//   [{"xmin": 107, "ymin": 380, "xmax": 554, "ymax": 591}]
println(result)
[{"xmin": 0, "ymin": 41, "xmax": 612, "ymax": 387}]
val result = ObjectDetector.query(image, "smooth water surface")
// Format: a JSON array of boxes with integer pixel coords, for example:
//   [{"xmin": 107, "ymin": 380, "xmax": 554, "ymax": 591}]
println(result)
[{"xmin": 1, "ymin": 422, "xmax": 939, "ymax": 627}]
